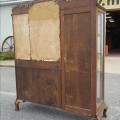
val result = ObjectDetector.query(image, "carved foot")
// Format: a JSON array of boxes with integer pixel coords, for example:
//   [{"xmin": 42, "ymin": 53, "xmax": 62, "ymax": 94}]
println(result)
[
  {"xmin": 103, "ymin": 107, "xmax": 108, "ymax": 118},
  {"xmin": 15, "ymin": 99, "xmax": 24, "ymax": 111}
]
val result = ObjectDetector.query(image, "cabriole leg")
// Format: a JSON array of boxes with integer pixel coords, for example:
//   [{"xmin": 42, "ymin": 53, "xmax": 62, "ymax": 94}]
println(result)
[
  {"xmin": 103, "ymin": 107, "xmax": 108, "ymax": 118},
  {"xmin": 15, "ymin": 99, "xmax": 24, "ymax": 111}
]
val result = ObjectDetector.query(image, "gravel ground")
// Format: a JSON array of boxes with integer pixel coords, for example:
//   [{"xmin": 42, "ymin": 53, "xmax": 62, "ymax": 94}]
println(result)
[{"xmin": 0, "ymin": 57, "xmax": 120, "ymax": 120}]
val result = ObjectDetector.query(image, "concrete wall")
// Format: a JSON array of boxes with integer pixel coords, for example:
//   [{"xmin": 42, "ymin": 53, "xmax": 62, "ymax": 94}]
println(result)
[{"xmin": 0, "ymin": 5, "xmax": 14, "ymax": 52}]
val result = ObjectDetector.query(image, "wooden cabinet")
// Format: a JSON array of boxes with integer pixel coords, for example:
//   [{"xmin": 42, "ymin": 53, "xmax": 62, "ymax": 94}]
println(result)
[{"xmin": 12, "ymin": 0, "xmax": 107, "ymax": 119}]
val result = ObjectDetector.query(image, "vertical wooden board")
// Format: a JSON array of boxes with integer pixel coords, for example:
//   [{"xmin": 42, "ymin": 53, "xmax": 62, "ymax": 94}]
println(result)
[
  {"xmin": 16, "ymin": 67, "xmax": 23, "ymax": 99},
  {"xmin": 65, "ymin": 71, "xmax": 91, "ymax": 109},
  {"xmin": 22, "ymin": 68, "xmax": 32, "ymax": 101},
  {"xmin": 65, "ymin": 71, "xmax": 78, "ymax": 106},
  {"xmin": 37, "ymin": 70, "xmax": 61, "ymax": 107},
  {"xmin": 64, "ymin": 12, "xmax": 91, "ymax": 109},
  {"xmin": 30, "ymin": 68, "xmax": 39, "ymax": 103},
  {"xmin": 29, "ymin": 1, "xmax": 60, "ymax": 61},
  {"xmin": 13, "ymin": 14, "xmax": 30, "ymax": 60},
  {"xmin": 16, "ymin": 67, "xmax": 33, "ymax": 101},
  {"xmin": 76, "ymin": 72, "xmax": 91, "ymax": 109},
  {"xmin": 77, "ymin": 13, "xmax": 91, "ymax": 71},
  {"xmin": 64, "ymin": 14, "xmax": 78, "ymax": 66}
]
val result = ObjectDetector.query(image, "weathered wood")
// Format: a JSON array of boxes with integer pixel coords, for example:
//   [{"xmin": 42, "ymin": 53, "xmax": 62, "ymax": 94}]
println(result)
[
  {"xmin": 16, "ymin": 64, "xmax": 61, "ymax": 107},
  {"xmin": 91, "ymin": 7, "xmax": 97, "ymax": 116},
  {"xmin": 16, "ymin": 67, "xmax": 24, "ymax": 100},
  {"xmin": 15, "ymin": 60, "xmax": 61, "ymax": 70},
  {"xmin": 13, "ymin": 0, "xmax": 106, "ymax": 119},
  {"xmin": 12, "ymin": 5, "xmax": 31, "ymax": 15},
  {"xmin": 12, "ymin": 0, "xmax": 98, "ymax": 15},
  {"xmin": 63, "ymin": 9, "xmax": 91, "ymax": 109}
]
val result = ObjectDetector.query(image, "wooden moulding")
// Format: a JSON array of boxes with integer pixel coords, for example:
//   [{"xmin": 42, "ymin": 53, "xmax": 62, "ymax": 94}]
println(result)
[
  {"xmin": 90, "ymin": 6, "xmax": 97, "ymax": 117},
  {"xmin": 15, "ymin": 59, "xmax": 61, "ymax": 70},
  {"xmin": 12, "ymin": 5, "xmax": 31, "ymax": 15},
  {"xmin": 58, "ymin": 0, "xmax": 90, "ymax": 9},
  {"xmin": 12, "ymin": 0, "xmax": 98, "ymax": 15}
]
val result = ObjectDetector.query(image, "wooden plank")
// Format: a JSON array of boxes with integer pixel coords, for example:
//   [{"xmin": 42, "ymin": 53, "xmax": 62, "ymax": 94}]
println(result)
[
  {"xmin": 22, "ymin": 68, "xmax": 32, "ymax": 101},
  {"xmin": 15, "ymin": 60, "xmax": 61, "ymax": 70},
  {"xmin": 65, "ymin": 105, "xmax": 92, "ymax": 116},
  {"xmin": 91, "ymin": 7, "xmax": 97, "ymax": 116},
  {"xmin": 12, "ymin": 0, "xmax": 98, "ymax": 15},
  {"xmin": 63, "ymin": 11, "xmax": 91, "ymax": 110},
  {"xmin": 15, "ymin": 66, "xmax": 61, "ymax": 107},
  {"xmin": 59, "ymin": 0, "xmax": 90, "ymax": 9},
  {"xmin": 37, "ymin": 70, "xmax": 61, "ymax": 107},
  {"xmin": 29, "ymin": 68, "xmax": 39, "ymax": 103},
  {"xmin": 16, "ymin": 67, "xmax": 23, "ymax": 100}
]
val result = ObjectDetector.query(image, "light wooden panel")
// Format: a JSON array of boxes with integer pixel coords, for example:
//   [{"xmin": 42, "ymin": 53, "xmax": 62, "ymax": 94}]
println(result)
[
  {"xmin": 13, "ymin": 14, "xmax": 30, "ymax": 60},
  {"xmin": 29, "ymin": 1, "xmax": 60, "ymax": 61}
]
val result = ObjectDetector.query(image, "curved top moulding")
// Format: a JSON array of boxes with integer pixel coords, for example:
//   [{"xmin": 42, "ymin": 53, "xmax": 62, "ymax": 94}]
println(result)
[{"xmin": 12, "ymin": 0, "xmax": 98, "ymax": 15}]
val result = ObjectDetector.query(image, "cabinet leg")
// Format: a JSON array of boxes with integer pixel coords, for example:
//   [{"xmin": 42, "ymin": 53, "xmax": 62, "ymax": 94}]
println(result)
[
  {"xmin": 103, "ymin": 107, "xmax": 108, "ymax": 118},
  {"xmin": 15, "ymin": 99, "xmax": 24, "ymax": 111}
]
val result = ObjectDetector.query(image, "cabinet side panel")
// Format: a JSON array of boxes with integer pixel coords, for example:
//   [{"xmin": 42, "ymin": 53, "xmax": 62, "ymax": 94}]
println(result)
[
  {"xmin": 13, "ymin": 14, "xmax": 30, "ymax": 60},
  {"xmin": 64, "ymin": 12, "xmax": 91, "ymax": 109}
]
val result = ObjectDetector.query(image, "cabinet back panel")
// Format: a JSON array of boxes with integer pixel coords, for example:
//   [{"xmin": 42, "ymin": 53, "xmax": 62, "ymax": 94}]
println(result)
[{"xmin": 16, "ymin": 62, "xmax": 61, "ymax": 108}]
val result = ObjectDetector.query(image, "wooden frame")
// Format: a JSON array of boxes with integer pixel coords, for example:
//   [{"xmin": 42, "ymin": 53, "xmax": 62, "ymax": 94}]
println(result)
[
  {"xmin": 96, "ymin": 6, "xmax": 107, "ymax": 119},
  {"xmin": 12, "ymin": 0, "xmax": 107, "ymax": 120},
  {"xmin": 61, "ymin": 6, "xmax": 92, "ymax": 115}
]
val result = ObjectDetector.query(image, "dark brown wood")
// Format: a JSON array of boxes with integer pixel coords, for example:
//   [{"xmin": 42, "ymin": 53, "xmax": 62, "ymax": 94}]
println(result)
[
  {"xmin": 16, "ymin": 67, "xmax": 24, "ymax": 100},
  {"xmin": 63, "ymin": 11, "xmax": 91, "ymax": 109},
  {"xmin": 90, "ymin": 0, "xmax": 98, "ymax": 6},
  {"xmin": 37, "ymin": 69, "xmax": 61, "ymax": 107},
  {"xmin": 60, "ymin": 9, "xmax": 65, "ymax": 109},
  {"xmin": 61, "ymin": 7, "xmax": 91, "ymax": 113},
  {"xmin": 91, "ymin": 6, "xmax": 97, "ymax": 117},
  {"xmin": 12, "ymin": 0, "xmax": 98, "ymax": 15},
  {"xmin": 15, "ymin": 60, "xmax": 61, "ymax": 70},
  {"xmin": 12, "ymin": 5, "xmax": 31, "ymax": 15},
  {"xmin": 58, "ymin": 0, "xmax": 97, "ymax": 9},
  {"xmin": 60, "ymin": 1, "xmax": 106, "ymax": 118},
  {"xmin": 65, "ymin": 105, "xmax": 92, "ymax": 116},
  {"xmin": 59, "ymin": 0, "xmax": 90, "ymax": 9},
  {"xmin": 16, "ymin": 63, "xmax": 62, "ymax": 107}
]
